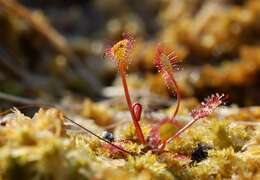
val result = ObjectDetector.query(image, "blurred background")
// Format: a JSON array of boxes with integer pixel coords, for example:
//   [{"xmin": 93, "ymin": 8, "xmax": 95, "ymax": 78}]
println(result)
[{"xmin": 0, "ymin": 0, "xmax": 259, "ymax": 108}]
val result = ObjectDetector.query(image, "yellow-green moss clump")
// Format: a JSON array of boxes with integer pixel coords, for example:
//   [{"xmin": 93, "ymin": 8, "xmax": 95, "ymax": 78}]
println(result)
[{"xmin": 0, "ymin": 106, "xmax": 259, "ymax": 179}]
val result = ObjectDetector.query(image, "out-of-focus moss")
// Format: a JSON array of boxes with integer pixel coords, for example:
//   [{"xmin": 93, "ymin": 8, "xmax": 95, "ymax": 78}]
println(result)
[{"xmin": 80, "ymin": 99, "xmax": 113, "ymax": 126}]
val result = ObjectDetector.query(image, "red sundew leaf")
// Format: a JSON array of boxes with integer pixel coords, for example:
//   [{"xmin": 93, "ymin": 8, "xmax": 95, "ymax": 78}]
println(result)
[
  {"xmin": 154, "ymin": 44, "xmax": 182, "ymax": 90},
  {"xmin": 161, "ymin": 93, "xmax": 228, "ymax": 150},
  {"xmin": 155, "ymin": 44, "xmax": 181, "ymax": 71},
  {"xmin": 190, "ymin": 93, "xmax": 227, "ymax": 120},
  {"xmin": 169, "ymin": 93, "xmax": 227, "ymax": 140},
  {"xmin": 154, "ymin": 44, "xmax": 182, "ymax": 121},
  {"xmin": 104, "ymin": 33, "xmax": 135, "ymax": 65}
]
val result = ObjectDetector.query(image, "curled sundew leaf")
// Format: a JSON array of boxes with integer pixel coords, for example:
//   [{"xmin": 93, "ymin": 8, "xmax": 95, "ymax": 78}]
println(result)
[
  {"xmin": 132, "ymin": 102, "xmax": 142, "ymax": 122},
  {"xmin": 190, "ymin": 93, "xmax": 227, "ymax": 121},
  {"xmin": 154, "ymin": 44, "xmax": 181, "ymax": 91},
  {"xmin": 104, "ymin": 33, "xmax": 135, "ymax": 65},
  {"xmin": 154, "ymin": 44, "xmax": 182, "ymax": 121}
]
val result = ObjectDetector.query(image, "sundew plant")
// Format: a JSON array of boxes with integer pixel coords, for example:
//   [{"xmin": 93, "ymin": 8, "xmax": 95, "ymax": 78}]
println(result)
[{"xmin": 105, "ymin": 34, "xmax": 227, "ymax": 152}]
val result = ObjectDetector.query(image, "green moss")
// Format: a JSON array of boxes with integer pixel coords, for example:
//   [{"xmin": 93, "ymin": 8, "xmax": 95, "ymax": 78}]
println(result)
[
  {"xmin": 0, "ymin": 107, "xmax": 258, "ymax": 179},
  {"xmin": 211, "ymin": 119, "xmax": 250, "ymax": 151},
  {"xmin": 126, "ymin": 152, "xmax": 173, "ymax": 179},
  {"xmin": 120, "ymin": 122, "xmax": 151, "ymax": 142},
  {"xmin": 184, "ymin": 148, "xmax": 241, "ymax": 179}
]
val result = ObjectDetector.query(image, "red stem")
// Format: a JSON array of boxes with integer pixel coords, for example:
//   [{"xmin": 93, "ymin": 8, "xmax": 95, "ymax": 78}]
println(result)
[
  {"xmin": 165, "ymin": 117, "xmax": 198, "ymax": 145},
  {"xmin": 170, "ymin": 77, "xmax": 181, "ymax": 122},
  {"xmin": 158, "ymin": 72, "xmax": 181, "ymax": 151},
  {"xmin": 119, "ymin": 63, "xmax": 145, "ymax": 144},
  {"xmin": 158, "ymin": 76, "xmax": 180, "ymax": 151}
]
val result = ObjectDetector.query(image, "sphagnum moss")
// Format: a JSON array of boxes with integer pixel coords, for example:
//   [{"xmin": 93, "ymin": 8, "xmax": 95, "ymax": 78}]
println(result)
[{"xmin": 0, "ymin": 99, "xmax": 259, "ymax": 179}]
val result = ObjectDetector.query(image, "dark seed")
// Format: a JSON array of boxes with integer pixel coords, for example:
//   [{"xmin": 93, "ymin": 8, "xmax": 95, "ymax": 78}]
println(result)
[
  {"xmin": 101, "ymin": 131, "xmax": 115, "ymax": 142},
  {"xmin": 191, "ymin": 143, "xmax": 211, "ymax": 163}
]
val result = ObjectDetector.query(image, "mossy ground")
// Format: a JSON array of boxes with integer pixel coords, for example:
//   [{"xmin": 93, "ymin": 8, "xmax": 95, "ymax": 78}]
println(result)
[{"xmin": 0, "ymin": 104, "xmax": 259, "ymax": 180}]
